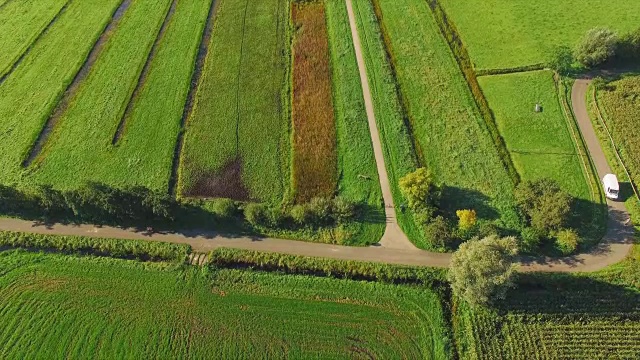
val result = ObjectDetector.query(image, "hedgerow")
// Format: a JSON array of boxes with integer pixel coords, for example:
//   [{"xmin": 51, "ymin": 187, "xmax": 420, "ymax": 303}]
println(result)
[{"xmin": 0, "ymin": 231, "xmax": 190, "ymax": 262}]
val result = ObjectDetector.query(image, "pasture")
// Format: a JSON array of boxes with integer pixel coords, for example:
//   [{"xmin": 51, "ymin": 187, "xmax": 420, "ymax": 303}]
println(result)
[
  {"xmin": 438, "ymin": 0, "xmax": 640, "ymax": 71},
  {"xmin": 478, "ymin": 71, "xmax": 590, "ymax": 200},
  {"xmin": 0, "ymin": 250, "xmax": 450, "ymax": 358},
  {"xmin": 454, "ymin": 275, "xmax": 640, "ymax": 359}
]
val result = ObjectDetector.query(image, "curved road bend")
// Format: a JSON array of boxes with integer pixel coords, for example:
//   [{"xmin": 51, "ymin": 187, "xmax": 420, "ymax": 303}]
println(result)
[{"xmin": 0, "ymin": 10, "xmax": 633, "ymax": 273}]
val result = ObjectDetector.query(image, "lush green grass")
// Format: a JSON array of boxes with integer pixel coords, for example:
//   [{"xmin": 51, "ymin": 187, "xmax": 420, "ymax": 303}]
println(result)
[
  {"xmin": 354, "ymin": 0, "xmax": 519, "ymax": 247},
  {"xmin": 439, "ymin": 0, "xmax": 640, "ymax": 71},
  {"xmin": 0, "ymin": 0, "xmax": 122, "ymax": 185},
  {"xmin": 479, "ymin": 71, "xmax": 590, "ymax": 199},
  {"xmin": 178, "ymin": 0, "xmax": 290, "ymax": 203},
  {"xmin": 325, "ymin": 0, "xmax": 384, "ymax": 244},
  {"xmin": 0, "ymin": 250, "xmax": 451, "ymax": 358},
  {"xmin": 0, "ymin": 0, "xmax": 68, "ymax": 78},
  {"xmin": 454, "ymin": 274, "xmax": 640, "ymax": 359},
  {"xmin": 30, "ymin": 0, "xmax": 184, "ymax": 190}
]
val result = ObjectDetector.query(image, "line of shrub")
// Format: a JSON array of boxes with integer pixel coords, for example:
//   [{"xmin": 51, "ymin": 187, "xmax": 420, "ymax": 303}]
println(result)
[
  {"xmin": 426, "ymin": 0, "xmax": 520, "ymax": 185},
  {"xmin": 475, "ymin": 63, "xmax": 546, "ymax": 77},
  {"xmin": 0, "ymin": 231, "xmax": 191, "ymax": 262},
  {"xmin": 208, "ymin": 247, "xmax": 447, "ymax": 286}
]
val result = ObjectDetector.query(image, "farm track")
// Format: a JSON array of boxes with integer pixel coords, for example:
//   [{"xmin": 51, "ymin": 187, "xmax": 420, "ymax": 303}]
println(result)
[
  {"xmin": 0, "ymin": 0, "xmax": 71, "ymax": 85},
  {"xmin": 22, "ymin": 0, "xmax": 132, "ymax": 167},
  {"xmin": 111, "ymin": 0, "xmax": 178, "ymax": 145},
  {"xmin": 168, "ymin": 0, "xmax": 219, "ymax": 196}
]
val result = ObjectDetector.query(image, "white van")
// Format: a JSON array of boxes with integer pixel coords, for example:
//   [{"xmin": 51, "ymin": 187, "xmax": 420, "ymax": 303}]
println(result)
[{"xmin": 603, "ymin": 174, "xmax": 620, "ymax": 200}]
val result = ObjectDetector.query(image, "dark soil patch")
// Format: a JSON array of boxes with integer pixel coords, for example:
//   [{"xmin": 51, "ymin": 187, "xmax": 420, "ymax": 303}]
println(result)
[
  {"xmin": 112, "ymin": 0, "xmax": 178, "ymax": 145},
  {"xmin": 168, "ymin": 0, "xmax": 219, "ymax": 195},
  {"xmin": 185, "ymin": 157, "xmax": 251, "ymax": 201},
  {"xmin": 22, "ymin": 0, "xmax": 133, "ymax": 167}
]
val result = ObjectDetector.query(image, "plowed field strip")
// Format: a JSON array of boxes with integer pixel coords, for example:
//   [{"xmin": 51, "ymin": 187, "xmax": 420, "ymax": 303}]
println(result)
[
  {"xmin": 23, "ymin": 0, "xmax": 133, "ymax": 167},
  {"xmin": 0, "ymin": 0, "xmax": 69, "ymax": 81},
  {"xmin": 292, "ymin": 2, "xmax": 337, "ymax": 202}
]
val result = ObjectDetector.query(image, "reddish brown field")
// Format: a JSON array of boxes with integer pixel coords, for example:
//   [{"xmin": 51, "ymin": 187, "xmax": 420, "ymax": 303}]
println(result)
[{"xmin": 292, "ymin": 2, "xmax": 337, "ymax": 202}]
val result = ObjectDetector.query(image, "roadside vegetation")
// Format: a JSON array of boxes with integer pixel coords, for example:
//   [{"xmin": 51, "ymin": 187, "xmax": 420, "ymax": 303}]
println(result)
[{"xmin": 438, "ymin": 0, "xmax": 640, "ymax": 71}]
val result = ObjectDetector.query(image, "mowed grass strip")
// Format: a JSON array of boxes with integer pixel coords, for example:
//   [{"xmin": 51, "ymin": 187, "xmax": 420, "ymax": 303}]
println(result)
[
  {"xmin": 598, "ymin": 76, "xmax": 640, "ymax": 190},
  {"xmin": 31, "ymin": 0, "xmax": 211, "ymax": 192},
  {"xmin": 439, "ymin": 0, "xmax": 640, "ymax": 70},
  {"xmin": 179, "ymin": 0, "xmax": 290, "ymax": 203},
  {"xmin": 29, "ymin": 0, "xmax": 180, "ymax": 190},
  {"xmin": 368, "ymin": 0, "xmax": 516, "ymax": 222},
  {"xmin": 0, "ymin": 250, "xmax": 450, "ymax": 358},
  {"xmin": 292, "ymin": 2, "xmax": 338, "ymax": 202},
  {"xmin": 478, "ymin": 71, "xmax": 590, "ymax": 200},
  {"xmin": 0, "ymin": 0, "xmax": 68, "ymax": 79},
  {"xmin": 325, "ymin": 0, "xmax": 384, "ymax": 242},
  {"xmin": 0, "ymin": 0, "xmax": 123, "ymax": 185}
]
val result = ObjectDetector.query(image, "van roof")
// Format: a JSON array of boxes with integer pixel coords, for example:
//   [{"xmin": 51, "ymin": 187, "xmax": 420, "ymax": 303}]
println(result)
[{"xmin": 603, "ymin": 174, "xmax": 619, "ymax": 190}]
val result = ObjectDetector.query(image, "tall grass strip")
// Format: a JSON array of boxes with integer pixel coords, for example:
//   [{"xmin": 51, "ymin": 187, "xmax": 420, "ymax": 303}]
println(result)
[{"xmin": 292, "ymin": 2, "xmax": 338, "ymax": 202}]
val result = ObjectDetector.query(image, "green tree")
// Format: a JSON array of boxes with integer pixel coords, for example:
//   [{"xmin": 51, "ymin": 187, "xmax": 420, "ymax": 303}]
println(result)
[
  {"xmin": 515, "ymin": 179, "xmax": 572, "ymax": 235},
  {"xmin": 555, "ymin": 228, "xmax": 580, "ymax": 255},
  {"xmin": 448, "ymin": 235, "xmax": 518, "ymax": 307},
  {"xmin": 574, "ymin": 27, "xmax": 618, "ymax": 68},
  {"xmin": 399, "ymin": 167, "xmax": 440, "ymax": 211},
  {"xmin": 549, "ymin": 45, "xmax": 574, "ymax": 74}
]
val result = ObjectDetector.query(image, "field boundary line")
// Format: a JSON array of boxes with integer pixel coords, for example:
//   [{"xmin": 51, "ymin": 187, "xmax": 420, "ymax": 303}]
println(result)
[
  {"xmin": 592, "ymin": 88, "xmax": 640, "ymax": 203},
  {"xmin": 234, "ymin": 0, "xmax": 251, "ymax": 156},
  {"xmin": 475, "ymin": 64, "xmax": 546, "ymax": 77},
  {"xmin": 169, "ymin": 0, "xmax": 219, "ymax": 196},
  {"xmin": 0, "ymin": 0, "xmax": 72, "ymax": 85},
  {"xmin": 111, "ymin": 0, "xmax": 178, "ymax": 145},
  {"xmin": 22, "ymin": 0, "xmax": 133, "ymax": 168}
]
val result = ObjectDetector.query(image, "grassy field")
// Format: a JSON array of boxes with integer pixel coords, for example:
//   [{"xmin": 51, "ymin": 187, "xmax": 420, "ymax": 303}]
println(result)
[
  {"xmin": 479, "ymin": 71, "xmax": 590, "ymax": 199},
  {"xmin": 439, "ymin": 0, "xmax": 640, "ymax": 71},
  {"xmin": 0, "ymin": 250, "xmax": 451, "ymax": 358},
  {"xmin": 454, "ymin": 274, "xmax": 640, "ymax": 359},
  {"xmin": 0, "ymin": 0, "xmax": 122, "ymax": 185},
  {"xmin": 597, "ymin": 76, "xmax": 640, "ymax": 193},
  {"xmin": 0, "ymin": 0, "xmax": 68, "ymax": 79},
  {"xmin": 178, "ymin": 0, "xmax": 290, "ymax": 203},
  {"xmin": 30, "ymin": 0, "xmax": 211, "ymax": 192},
  {"xmin": 292, "ymin": 1, "xmax": 337, "ymax": 202},
  {"xmin": 354, "ymin": 0, "xmax": 519, "ymax": 247}
]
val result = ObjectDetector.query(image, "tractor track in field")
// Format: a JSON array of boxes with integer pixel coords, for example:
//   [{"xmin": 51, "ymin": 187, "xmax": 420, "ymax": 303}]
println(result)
[
  {"xmin": 0, "ymin": 0, "xmax": 15, "ymax": 13},
  {"xmin": 22, "ymin": 0, "xmax": 132, "ymax": 168},
  {"xmin": 234, "ymin": 0, "xmax": 251, "ymax": 157},
  {"xmin": 0, "ymin": 0, "xmax": 72, "ymax": 85},
  {"xmin": 111, "ymin": 0, "xmax": 178, "ymax": 145},
  {"xmin": 168, "ymin": 0, "xmax": 219, "ymax": 196}
]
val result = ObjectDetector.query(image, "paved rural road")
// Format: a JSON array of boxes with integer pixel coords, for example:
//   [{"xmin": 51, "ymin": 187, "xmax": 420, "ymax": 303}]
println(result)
[{"xmin": 0, "ymin": 12, "xmax": 633, "ymax": 272}]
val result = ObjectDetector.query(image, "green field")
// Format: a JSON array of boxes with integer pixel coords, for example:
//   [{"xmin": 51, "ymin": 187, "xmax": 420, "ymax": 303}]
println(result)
[
  {"xmin": 454, "ymin": 274, "xmax": 640, "ymax": 359},
  {"xmin": 439, "ymin": 0, "xmax": 640, "ymax": 70},
  {"xmin": 479, "ymin": 71, "xmax": 590, "ymax": 200},
  {"xmin": 29, "ymin": 0, "xmax": 210, "ymax": 192},
  {"xmin": 0, "ymin": 0, "xmax": 68, "ymax": 79},
  {"xmin": 0, "ymin": 0, "xmax": 122, "ymax": 185},
  {"xmin": 178, "ymin": 0, "xmax": 290, "ymax": 203},
  {"xmin": 0, "ymin": 250, "xmax": 450, "ymax": 358}
]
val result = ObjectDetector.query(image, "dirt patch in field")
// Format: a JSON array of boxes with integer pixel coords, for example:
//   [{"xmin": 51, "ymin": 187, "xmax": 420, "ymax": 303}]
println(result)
[
  {"xmin": 291, "ymin": 2, "xmax": 338, "ymax": 202},
  {"xmin": 185, "ymin": 157, "xmax": 250, "ymax": 201}
]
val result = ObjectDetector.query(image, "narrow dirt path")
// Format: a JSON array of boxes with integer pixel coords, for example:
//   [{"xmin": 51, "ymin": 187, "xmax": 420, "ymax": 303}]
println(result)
[{"xmin": 344, "ymin": 0, "xmax": 414, "ymax": 250}]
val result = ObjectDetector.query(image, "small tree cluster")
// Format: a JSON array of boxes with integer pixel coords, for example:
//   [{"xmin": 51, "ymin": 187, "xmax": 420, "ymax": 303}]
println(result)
[
  {"xmin": 448, "ymin": 235, "xmax": 518, "ymax": 307},
  {"xmin": 573, "ymin": 27, "xmax": 640, "ymax": 68},
  {"xmin": 515, "ymin": 179, "xmax": 572, "ymax": 235},
  {"xmin": 399, "ymin": 167, "xmax": 441, "ymax": 217},
  {"xmin": 456, "ymin": 209, "xmax": 477, "ymax": 231},
  {"xmin": 244, "ymin": 197, "xmax": 357, "ymax": 229}
]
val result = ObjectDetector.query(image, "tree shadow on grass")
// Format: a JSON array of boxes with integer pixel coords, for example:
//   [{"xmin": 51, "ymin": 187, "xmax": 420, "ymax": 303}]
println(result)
[
  {"xmin": 440, "ymin": 186, "xmax": 499, "ymax": 221},
  {"xmin": 496, "ymin": 274, "xmax": 640, "ymax": 317},
  {"xmin": 618, "ymin": 181, "xmax": 636, "ymax": 203}
]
